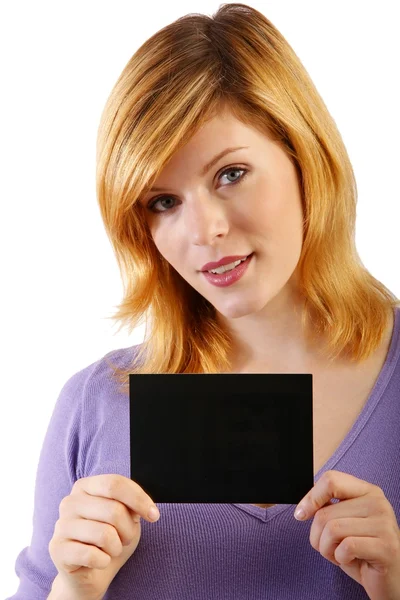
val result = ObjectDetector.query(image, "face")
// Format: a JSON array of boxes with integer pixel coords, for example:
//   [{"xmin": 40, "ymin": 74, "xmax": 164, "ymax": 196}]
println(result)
[{"xmin": 139, "ymin": 108, "xmax": 304, "ymax": 324}]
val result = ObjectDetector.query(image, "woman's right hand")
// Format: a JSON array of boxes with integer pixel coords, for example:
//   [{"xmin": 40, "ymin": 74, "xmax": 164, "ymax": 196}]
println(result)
[{"xmin": 48, "ymin": 474, "xmax": 160, "ymax": 600}]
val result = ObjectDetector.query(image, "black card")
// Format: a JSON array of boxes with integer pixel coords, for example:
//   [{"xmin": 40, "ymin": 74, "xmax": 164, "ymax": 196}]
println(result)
[{"xmin": 129, "ymin": 373, "xmax": 313, "ymax": 504}]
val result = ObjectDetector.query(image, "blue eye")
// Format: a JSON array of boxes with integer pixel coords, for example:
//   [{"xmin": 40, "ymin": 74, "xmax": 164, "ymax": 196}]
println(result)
[{"xmin": 147, "ymin": 166, "xmax": 249, "ymax": 214}]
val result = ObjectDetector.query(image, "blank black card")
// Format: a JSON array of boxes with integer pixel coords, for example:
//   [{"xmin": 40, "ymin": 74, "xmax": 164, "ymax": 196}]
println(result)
[{"xmin": 129, "ymin": 373, "xmax": 313, "ymax": 504}]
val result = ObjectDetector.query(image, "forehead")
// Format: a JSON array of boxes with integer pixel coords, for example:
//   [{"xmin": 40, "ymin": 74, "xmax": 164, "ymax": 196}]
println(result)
[
  {"xmin": 182, "ymin": 110, "xmax": 259, "ymax": 149},
  {"xmin": 157, "ymin": 113, "xmax": 270, "ymax": 177}
]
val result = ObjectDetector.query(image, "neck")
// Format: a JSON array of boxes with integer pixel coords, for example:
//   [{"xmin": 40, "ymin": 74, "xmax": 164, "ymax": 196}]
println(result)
[{"xmin": 219, "ymin": 295, "xmax": 328, "ymax": 372}]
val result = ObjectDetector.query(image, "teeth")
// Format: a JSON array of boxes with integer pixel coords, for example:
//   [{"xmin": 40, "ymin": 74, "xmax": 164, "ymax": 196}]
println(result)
[{"xmin": 208, "ymin": 256, "xmax": 247, "ymax": 274}]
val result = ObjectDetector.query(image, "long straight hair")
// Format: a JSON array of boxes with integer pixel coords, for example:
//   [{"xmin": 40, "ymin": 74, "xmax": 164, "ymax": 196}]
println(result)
[{"xmin": 96, "ymin": 3, "xmax": 400, "ymax": 395}]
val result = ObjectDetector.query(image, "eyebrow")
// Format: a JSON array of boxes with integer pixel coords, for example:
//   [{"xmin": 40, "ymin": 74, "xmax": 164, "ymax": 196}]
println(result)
[{"xmin": 147, "ymin": 146, "xmax": 249, "ymax": 193}]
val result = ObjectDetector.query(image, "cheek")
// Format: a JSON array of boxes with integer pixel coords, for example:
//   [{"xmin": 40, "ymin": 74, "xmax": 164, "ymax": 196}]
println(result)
[
  {"xmin": 248, "ymin": 194, "xmax": 303, "ymax": 258},
  {"xmin": 152, "ymin": 230, "xmax": 179, "ymax": 265},
  {"xmin": 274, "ymin": 206, "xmax": 304, "ymax": 263},
  {"xmin": 258, "ymin": 184, "xmax": 303, "ymax": 235}
]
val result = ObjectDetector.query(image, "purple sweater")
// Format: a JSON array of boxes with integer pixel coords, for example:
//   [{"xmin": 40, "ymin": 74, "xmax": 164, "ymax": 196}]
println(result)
[{"xmin": 8, "ymin": 307, "xmax": 400, "ymax": 600}]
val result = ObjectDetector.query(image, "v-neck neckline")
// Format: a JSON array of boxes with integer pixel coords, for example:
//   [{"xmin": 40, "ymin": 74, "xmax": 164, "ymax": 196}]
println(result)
[
  {"xmin": 232, "ymin": 502, "xmax": 293, "ymax": 522},
  {"xmin": 232, "ymin": 306, "xmax": 400, "ymax": 522}
]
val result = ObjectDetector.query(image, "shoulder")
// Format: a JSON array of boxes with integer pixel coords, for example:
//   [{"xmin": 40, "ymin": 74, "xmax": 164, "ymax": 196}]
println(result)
[
  {"xmin": 55, "ymin": 344, "xmax": 142, "ymax": 480},
  {"xmin": 52, "ymin": 343, "xmax": 142, "ymax": 446},
  {"xmin": 60, "ymin": 344, "xmax": 141, "ymax": 402}
]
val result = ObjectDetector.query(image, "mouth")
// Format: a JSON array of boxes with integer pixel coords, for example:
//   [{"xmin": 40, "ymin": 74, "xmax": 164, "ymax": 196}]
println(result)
[
  {"xmin": 203, "ymin": 252, "xmax": 253, "ymax": 274},
  {"xmin": 200, "ymin": 252, "xmax": 254, "ymax": 287}
]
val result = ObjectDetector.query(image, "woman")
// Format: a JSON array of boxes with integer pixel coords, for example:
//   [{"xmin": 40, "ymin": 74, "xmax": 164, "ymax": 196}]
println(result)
[{"xmin": 8, "ymin": 3, "xmax": 400, "ymax": 600}]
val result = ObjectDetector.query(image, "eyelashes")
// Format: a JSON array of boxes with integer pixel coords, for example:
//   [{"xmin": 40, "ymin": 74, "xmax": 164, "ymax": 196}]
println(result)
[{"xmin": 147, "ymin": 165, "xmax": 249, "ymax": 214}]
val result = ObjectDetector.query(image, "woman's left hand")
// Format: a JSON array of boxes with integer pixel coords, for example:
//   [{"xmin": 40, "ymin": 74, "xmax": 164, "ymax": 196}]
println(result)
[{"xmin": 293, "ymin": 470, "xmax": 400, "ymax": 600}]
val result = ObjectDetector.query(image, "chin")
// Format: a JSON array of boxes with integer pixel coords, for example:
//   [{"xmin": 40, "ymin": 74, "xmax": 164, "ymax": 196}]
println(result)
[{"xmin": 215, "ymin": 298, "xmax": 261, "ymax": 320}]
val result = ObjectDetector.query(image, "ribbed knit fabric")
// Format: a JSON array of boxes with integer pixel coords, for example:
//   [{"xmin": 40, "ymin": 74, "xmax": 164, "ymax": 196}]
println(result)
[{"xmin": 7, "ymin": 307, "xmax": 400, "ymax": 600}]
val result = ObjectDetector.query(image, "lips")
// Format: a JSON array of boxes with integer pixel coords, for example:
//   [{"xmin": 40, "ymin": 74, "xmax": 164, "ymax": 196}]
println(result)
[
  {"xmin": 201, "ymin": 252, "xmax": 253, "ymax": 287},
  {"xmin": 200, "ymin": 254, "xmax": 251, "ymax": 272}
]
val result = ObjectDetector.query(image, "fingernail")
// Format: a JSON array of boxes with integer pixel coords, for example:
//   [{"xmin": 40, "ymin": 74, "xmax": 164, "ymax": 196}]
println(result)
[
  {"xmin": 294, "ymin": 506, "xmax": 306, "ymax": 520},
  {"xmin": 148, "ymin": 506, "xmax": 160, "ymax": 521}
]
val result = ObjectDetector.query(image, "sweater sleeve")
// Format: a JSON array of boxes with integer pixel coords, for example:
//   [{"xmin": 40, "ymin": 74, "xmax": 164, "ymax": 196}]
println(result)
[{"xmin": 6, "ymin": 361, "xmax": 99, "ymax": 600}]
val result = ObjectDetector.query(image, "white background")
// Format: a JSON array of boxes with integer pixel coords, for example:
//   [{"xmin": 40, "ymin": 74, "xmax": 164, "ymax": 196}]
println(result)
[{"xmin": 1, "ymin": 1, "xmax": 399, "ymax": 596}]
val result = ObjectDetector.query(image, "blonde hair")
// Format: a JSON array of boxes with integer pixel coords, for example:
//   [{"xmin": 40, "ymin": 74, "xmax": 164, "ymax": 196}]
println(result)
[{"xmin": 96, "ymin": 3, "xmax": 399, "ymax": 395}]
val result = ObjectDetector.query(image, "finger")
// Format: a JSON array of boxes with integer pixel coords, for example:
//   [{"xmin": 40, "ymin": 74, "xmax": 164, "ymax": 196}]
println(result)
[
  {"xmin": 335, "ymin": 536, "xmax": 394, "ymax": 575},
  {"xmin": 55, "ymin": 517, "xmax": 124, "ymax": 558},
  {"xmin": 294, "ymin": 470, "xmax": 382, "ymax": 520},
  {"xmin": 309, "ymin": 496, "xmax": 394, "ymax": 552},
  {"xmin": 59, "ymin": 539, "xmax": 111, "ymax": 571},
  {"xmin": 316, "ymin": 516, "xmax": 387, "ymax": 562},
  {"xmin": 72, "ymin": 475, "xmax": 160, "ymax": 522},
  {"xmin": 60, "ymin": 493, "xmax": 137, "ymax": 547}
]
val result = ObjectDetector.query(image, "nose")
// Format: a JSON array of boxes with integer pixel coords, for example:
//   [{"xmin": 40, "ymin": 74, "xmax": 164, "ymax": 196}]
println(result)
[{"xmin": 184, "ymin": 192, "xmax": 230, "ymax": 246}]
